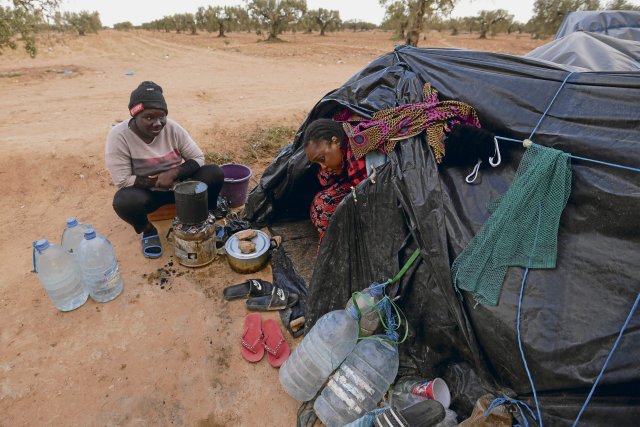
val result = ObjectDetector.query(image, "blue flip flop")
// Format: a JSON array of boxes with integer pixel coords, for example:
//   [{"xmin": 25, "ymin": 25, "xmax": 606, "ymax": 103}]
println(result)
[{"xmin": 141, "ymin": 234, "xmax": 163, "ymax": 259}]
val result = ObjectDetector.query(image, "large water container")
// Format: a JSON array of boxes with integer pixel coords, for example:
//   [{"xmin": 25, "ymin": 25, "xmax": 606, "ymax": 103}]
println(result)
[
  {"xmin": 77, "ymin": 227, "xmax": 123, "ymax": 303},
  {"xmin": 32, "ymin": 239, "xmax": 88, "ymax": 311},
  {"xmin": 313, "ymin": 337, "xmax": 399, "ymax": 426},
  {"xmin": 61, "ymin": 217, "xmax": 90, "ymax": 255},
  {"xmin": 279, "ymin": 309, "xmax": 359, "ymax": 402}
]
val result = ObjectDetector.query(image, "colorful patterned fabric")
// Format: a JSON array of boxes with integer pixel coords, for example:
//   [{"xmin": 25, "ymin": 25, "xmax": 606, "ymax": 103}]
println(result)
[
  {"xmin": 311, "ymin": 141, "xmax": 367, "ymax": 240},
  {"xmin": 340, "ymin": 83, "xmax": 481, "ymax": 163}
]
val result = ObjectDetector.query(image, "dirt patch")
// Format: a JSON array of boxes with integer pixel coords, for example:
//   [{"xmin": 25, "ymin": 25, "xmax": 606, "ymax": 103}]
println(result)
[{"xmin": 0, "ymin": 64, "xmax": 87, "ymax": 83}]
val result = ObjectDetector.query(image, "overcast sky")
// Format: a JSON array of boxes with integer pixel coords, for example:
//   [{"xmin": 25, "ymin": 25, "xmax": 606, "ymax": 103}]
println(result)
[{"xmin": 58, "ymin": 0, "xmax": 546, "ymax": 27}]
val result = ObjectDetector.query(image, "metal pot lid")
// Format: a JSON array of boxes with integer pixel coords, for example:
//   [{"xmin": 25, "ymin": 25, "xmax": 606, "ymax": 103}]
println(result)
[{"xmin": 224, "ymin": 230, "xmax": 270, "ymax": 260}]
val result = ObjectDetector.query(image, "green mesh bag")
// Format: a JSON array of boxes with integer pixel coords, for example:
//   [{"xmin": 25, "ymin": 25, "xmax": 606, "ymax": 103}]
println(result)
[{"xmin": 451, "ymin": 143, "xmax": 572, "ymax": 306}]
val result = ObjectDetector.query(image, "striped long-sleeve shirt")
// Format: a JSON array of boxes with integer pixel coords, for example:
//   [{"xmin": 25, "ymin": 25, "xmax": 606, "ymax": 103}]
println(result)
[{"xmin": 105, "ymin": 118, "xmax": 205, "ymax": 189}]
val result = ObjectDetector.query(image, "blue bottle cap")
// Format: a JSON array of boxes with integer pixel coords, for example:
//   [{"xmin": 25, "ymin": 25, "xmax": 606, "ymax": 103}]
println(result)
[
  {"xmin": 84, "ymin": 227, "xmax": 97, "ymax": 240},
  {"xmin": 34, "ymin": 239, "xmax": 50, "ymax": 251},
  {"xmin": 66, "ymin": 217, "xmax": 78, "ymax": 227}
]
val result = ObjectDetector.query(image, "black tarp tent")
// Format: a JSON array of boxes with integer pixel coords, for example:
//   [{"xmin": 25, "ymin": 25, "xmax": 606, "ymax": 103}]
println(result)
[
  {"xmin": 245, "ymin": 38, "xmax": 640, "ymax": 426},
  {"xmin": 526, "ymin": 31, "xmax": 640, "ymax": 71},
  {"xmin": 527, "ymin": 10, "xmax": 640, "ymax": 72},
  {"xmin": 554, "ymin": 10, "xmax": 640, "ymax": 40}
]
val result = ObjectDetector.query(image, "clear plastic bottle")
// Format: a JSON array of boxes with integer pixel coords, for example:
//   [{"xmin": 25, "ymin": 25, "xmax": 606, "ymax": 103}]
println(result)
[
  {"xmin": 389, "ymin": 390, "xmax": 429, "ymax": 411},
  {"xmin": 313, "ymin": 336, "xmax": 400, "ymax": 426},
  {"xmin": 32, "ymin": 239, "xmax": 88, "ymax": 311},
  {"xmin": 61, "ymin": 217, "xmax": 90, "ymax": 255},
  {"xmin": 279, "ymin": 309, "xmax": 360, "ymax": 402},
  {"xmin": 344, "ymin": 285, "xmax": 384, "ymax": 337},
  {"xmin": 77, "ymin": 227, "xmax": 123, "ymax": 303}
]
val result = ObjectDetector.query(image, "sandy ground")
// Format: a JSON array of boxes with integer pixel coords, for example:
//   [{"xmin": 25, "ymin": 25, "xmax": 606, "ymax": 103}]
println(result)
[{"xmin": 0, "ymin": 29, "xmax": 546, "ymax": 426}]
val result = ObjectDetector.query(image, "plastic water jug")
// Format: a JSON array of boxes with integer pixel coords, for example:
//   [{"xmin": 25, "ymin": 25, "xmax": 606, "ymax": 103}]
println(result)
[
  {"xmin": 77, "ymin": 227, "xmax": 123, "ymax": 303},
  {"xmin": 279, "ymin": 309, "xmax": 359, "ymax": 402},
  {"xmin": 32, "ymin": 239, "xmax": 88, "ymax": 311},
  {"xmin": 61, "ymin": 217, "xmax": 90, "ymax": 255},
  {"xmin": 313, "ymin": 336, "xmax": 399, "ymax": 426},
  {"xmin": 345, "ymin": 284, "xmax": 384, "ymax": 337}
]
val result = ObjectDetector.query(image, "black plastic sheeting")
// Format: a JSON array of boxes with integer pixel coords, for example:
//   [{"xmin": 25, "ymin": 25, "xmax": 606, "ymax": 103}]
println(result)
[
  {"xmin": 245, "ymin": 45, "xmax": 640, "ymax": 425},
  {"xmin": 554, "ymin": 10, "xmax": 640, "ymax": 41},
  {"xmin": 526, "ymin": 31, "xmax": 640, "ymax": 71}
]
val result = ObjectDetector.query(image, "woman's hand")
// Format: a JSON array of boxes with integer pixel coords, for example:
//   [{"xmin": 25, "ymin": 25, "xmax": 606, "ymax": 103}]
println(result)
[{"xmin": 155, "ymin": 168, "xmax": 180, "ymax": 189}]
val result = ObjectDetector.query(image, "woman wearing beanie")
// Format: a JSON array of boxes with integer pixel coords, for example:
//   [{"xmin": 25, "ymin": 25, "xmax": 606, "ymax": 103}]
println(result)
[{"xmin": 105, "ymin": 81, "xmax": 224, "ymax": 258}]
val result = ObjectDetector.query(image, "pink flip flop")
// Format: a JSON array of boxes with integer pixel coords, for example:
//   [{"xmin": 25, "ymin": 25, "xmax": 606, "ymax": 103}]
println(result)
[
  {"xmin": 262, "ymin": 319, "xmax": 290, "ymax": 368},
  {"xmin": 241, "ymin": 313, "xmax": 264, "ymax": 363}
]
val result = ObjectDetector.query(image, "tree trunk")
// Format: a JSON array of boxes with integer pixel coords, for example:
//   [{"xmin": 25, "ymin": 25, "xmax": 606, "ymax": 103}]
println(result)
[
  {"xmin": 398, "ymin": 23, "xmax": 407, "ymax": 39},
  {"xmin": 320, "ymin": 24, "xmax": 326, "ymax": 36},
  {"xmin": 406, "ymin": 0, "xmax": 427, "ymax": 47},
  {"xmin": 479, "ymin": 22, "xmax": 487, "ymax": 39},
  {"xmin": 218, "ymin": 23, "xmax": 226, "ymax": 37},
  {"xmin": 268, "ymin": 20, "xmax": 279, "ymax": 41}
]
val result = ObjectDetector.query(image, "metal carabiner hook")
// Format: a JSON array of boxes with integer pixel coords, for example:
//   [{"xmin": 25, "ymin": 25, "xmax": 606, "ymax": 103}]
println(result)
[
  {"xmin": 465, "ymin": 159, "xmax": 482, "ymax": 184},
  {"xmin": 489, "ymin": 136, "xmax": 501, "ymax": 167}
]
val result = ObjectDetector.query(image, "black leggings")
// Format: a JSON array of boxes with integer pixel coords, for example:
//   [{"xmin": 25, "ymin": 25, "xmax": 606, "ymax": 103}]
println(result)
[{"xmin": 112, "ymin": 164, "xmax": 224, "ymax": 234}]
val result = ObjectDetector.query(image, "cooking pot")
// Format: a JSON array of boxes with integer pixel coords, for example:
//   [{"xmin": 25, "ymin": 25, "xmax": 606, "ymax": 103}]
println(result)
[{"xmin": 224, "ymin": 229, "xmax": 271, "ymax": 274}]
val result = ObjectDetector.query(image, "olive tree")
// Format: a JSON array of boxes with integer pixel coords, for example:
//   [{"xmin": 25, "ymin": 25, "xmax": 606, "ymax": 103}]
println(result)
[
  {"xmin": 314, "ymin": 8, "xmax": 341, "ymax": 36},
  {"xmin": 245, "ymin": 0, "xmax": 307, "ymax": 41},
  {"xmin": 196, "ymin": 5, "xmax": 243, "ymax": 37},
  {"xmin": 380, "ymin": 0, "xmax": 457, "ymax": 46},
  {"xmin": 380, "ymin": 1, "xmax": 409, "ymax": 39},
  {"xmin": 0, "ymin": 0, "xmax": 60, "ymax": 57},
  {"xmin": 476, "ymin": 9, "xmax": 513, "ymax": 39},
  {"xmin": 63, "ymin": 11, "xmax": 101, "ymax": 36},
  {"xmin": 300, "ymin": 10, "xmax": 319, "ymax": 33},
  {"xmin": 113, "ymin": 21, "xmax": 134, "ymax": 31}
]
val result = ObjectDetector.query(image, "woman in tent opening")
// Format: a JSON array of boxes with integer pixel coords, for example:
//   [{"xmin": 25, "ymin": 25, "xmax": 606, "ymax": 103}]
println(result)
[
  {"xmin": 303, "ymin": 119, "xmax": 367, "ymax": 243},
  {"xmin": 303, "ymin": 86, "xmax": 500, "ymax": 243}
]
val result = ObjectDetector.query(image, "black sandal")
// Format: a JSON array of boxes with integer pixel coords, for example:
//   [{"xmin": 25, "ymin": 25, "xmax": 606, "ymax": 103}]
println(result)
[
  {"xmin": 245, "ymin": 286, "xmax": 299, "ymax": 311},
  {"xmin": 223, "ymin": 279, "xmax": 273, "ymax": 301}
]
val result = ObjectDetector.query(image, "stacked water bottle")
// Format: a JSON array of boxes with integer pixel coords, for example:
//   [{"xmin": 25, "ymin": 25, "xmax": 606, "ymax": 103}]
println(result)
[
  {"xmin": 32, "ymin": 217, "xmax": 124, "ymax": 312},
  {"xmin": 279, "ymin": 283, "xmax": 402, "ymax": 426}
]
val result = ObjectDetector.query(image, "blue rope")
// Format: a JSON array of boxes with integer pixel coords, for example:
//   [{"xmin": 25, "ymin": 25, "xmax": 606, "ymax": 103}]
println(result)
[
  {"xmin": 572, "ymin": 292, "xmax": 640, "ymax": 427},
  {"xmin": 378, "ymin": 297, "xmax": 400, "ymax": 342},
  {"xmin": 565, "ymin": 154, "xmax": 640, "ymax": 173},
  {"xmin": 484, "ymin": 395, "xmax": 537, "ymax": 427},
  {"xmin": 495, "ymin": 70, "xmax": 640, "ymax": 174},
  {"xmin": 528, "ymin": 72, "xmax": 574, "ymax": 140},
  {"xmin": 516, "ymin": 205, "xmax": 544, "ymax": 426},
  {"xmin": 483, "ymin": 66, "xmax": 638, "ymax": 427},
  {"xmin": 495, "ymin": 136, "xmax": 640, "ymax": 173}
]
